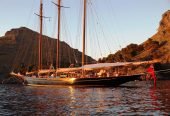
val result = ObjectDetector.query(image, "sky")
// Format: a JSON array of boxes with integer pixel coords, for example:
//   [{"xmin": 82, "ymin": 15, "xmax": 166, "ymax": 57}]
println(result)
[{"xmin": 0, "ymin": 0, "xmax": 170, "ymax": 60}]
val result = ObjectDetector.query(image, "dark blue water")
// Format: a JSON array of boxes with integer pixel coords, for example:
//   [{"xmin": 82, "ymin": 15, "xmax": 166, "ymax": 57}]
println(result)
[{"xmin": 0, "ymin": 80, "xmax": 170, "ymax": 115}]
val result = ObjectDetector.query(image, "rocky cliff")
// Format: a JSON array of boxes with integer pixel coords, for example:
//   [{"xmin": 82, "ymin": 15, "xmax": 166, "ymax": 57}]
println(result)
[
  {"xmin": 99, "ymin": 10, "xmax": 170, "ymax": 64},
  {"xmin": 0, "ymin": 27, "xmax": 95, "ymax": 75}
]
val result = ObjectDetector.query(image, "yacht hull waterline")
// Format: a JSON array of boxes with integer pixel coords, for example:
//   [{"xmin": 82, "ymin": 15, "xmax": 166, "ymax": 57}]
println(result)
[{"xmin": 21, "ymin": 74, "xmax": 142, "ymax": 86}]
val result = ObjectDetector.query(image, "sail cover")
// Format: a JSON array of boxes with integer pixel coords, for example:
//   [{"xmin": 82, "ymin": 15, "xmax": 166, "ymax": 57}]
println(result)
[
  {"xmin": 82, "ymin": 62, "xmax": 130, "ymax": 70},
  {"xmin": 57, "ymin": 62, "xmax": 130, "ymax": 72},
  {"xmin": 55, "ymin": 60, "xmax": 160, "ymax": 73}
]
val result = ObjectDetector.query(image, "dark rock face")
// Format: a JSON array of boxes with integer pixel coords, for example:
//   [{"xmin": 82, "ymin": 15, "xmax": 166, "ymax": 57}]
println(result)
[
  {"xmin": 99, "ymin": 10, "xmax": 170, "ymax": 63},
  {"xmin": 0, "ymin": 27, "xmax": 95, "ymax": 74}
]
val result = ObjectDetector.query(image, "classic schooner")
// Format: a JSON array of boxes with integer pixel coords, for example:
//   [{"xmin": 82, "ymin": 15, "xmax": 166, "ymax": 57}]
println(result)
[{"xmin": 10, "ymin": 0, "xmax": 158, "ymax": 86}]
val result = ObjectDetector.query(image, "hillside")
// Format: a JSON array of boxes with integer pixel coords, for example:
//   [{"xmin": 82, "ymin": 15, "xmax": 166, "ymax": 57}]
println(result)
[
  {"xmin": 0, "ymin": 27, "xmax": 95, "ymax": 75},
  {"xmin": 99, "ymin": 10, "xmax": 170, "ymax": 64}
]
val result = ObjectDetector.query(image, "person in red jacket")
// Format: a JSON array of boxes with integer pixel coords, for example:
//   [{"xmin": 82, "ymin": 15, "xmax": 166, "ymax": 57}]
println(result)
[{"xmin": 147, "ymin": 64, "xmax": 157, "ymax": 86}]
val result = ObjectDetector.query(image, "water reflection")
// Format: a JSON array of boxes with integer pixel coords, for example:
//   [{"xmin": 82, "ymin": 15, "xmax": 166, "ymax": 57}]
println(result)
[
  {"xmin": 0, "ymin": 81, "xmax": 170, "ymax": 115},
  {"xmin": 149, "ymin": 86, "xmax": 160, "ymax": 111}
]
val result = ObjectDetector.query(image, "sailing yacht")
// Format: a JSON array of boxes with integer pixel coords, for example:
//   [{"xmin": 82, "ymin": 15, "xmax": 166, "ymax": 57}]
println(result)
[{"xmin": 10, "ymin": 0, "xmax": 152, "ymax": 86}]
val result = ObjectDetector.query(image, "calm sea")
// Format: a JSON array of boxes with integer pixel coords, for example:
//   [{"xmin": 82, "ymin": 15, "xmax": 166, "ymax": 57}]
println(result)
[{"xmin": 0, "ymin": 80, "xmax": 170, "ymax": 115}]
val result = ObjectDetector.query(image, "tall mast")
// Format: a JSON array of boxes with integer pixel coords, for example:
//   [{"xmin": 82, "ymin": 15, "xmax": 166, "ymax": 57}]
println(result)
[
  {"xmin": 82, "ymin": 0, "xmax": 87, "ymax": 76},
  {"xmin": 56, "ymin": 0, "xmax": 61, "ymax": 69},
  {"xmin": 38, "ymin": 0, "xmax": 43, "ymax": 71}
]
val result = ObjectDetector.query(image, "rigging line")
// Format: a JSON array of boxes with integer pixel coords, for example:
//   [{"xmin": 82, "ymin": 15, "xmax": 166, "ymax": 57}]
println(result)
[
  {"xmin": 51, "ymin": 39, "xmax": 55, "ymax": 66},
  {"xmin": 76, "ymin": 0, "xmax": 83, "ymax": 47},
  {"xmin": 28, "ymin": 18, "xmax": 39, "ymax": 71},
  {"xmin": 11, "ymin": 39, "xmax": 20, "ymax": 70},
  {"xmin": 12, "ymin": 29, "xmax": 34, "ymax": 72},
  {"xmin": 99, "ymin": 0, "xmax": 126, "ymax": 61},
  {"xmin": 43, "ymin": 19, "xmax": 47, "ymax": 67},
  {"xmin": 42, "ymin": 38, "xmax": 46, "ymax": 68},
  {"xmin": 85, "ymin": 36, "xmax": 88, "ymax": 64},
  {"xmin": 31, "ymin": 35, "xmax": 38, "ymax": 69},
  {"xmin": 87, "ymin": 3, "xmax": 102, "ymax": 59},
  {"xmin": 21, "ymin": 37, "xmax": 33, "ymax": 67},
  {"xmin": 52, "ymin": 9, "xmax": 57, "ymax": 39},
  {"xmin": 26, "ymin": 0, "xmax": 36, "ymax": 27},
  {"xmin": 43, "ymin": 17, "xmax": 53, "ymax": 67},
  {"xmin": 74, "ymin": 0, "xmax": 83, "ymax": 63},
  {"xmin": 17, "ymin": 34, "xmax": 28, "ymax": 65},
  {"xmin": 33, "ymin": 29, "xmax": 39, "ymax": 70},
  {"xmin": 50, "ymin": 4, "xmax": 56, "ymax": 67},
  {"xmin": 88, "ymin": 2, "xmax": 103, "ymax": 58},
  {"xmin": 61, "ymin": 10, "xmax": 71, "ymax": 64},
  {"xmin": 45, "ymin": 38, "xmax": 54, "ymax": 68},
  {"xmin": 34, "ymin": 19, "xmax": 39, "ymax": 70},
  {"xmin": 29, "ymin": 33, "xmax": 38, "ymax": 67},
  {"xmin": 35, "ymin": 17, "xmax": 41, "ymax": 70},
  {"xmin": 58, "ymin": 12, "xmax": 67, "ymax": 67},
  {"xmin": 85, "ymin": 1, "xmax": 95, "ymax": 63},
  {"xmin": 32, "ymin": 37, "xmax": 37, "ymax": 69},
  {"xmin": 47, "ymin": 38, "xmax": 52, "ymax": 66},
  {"xmin": 49, "ymin": 39, "xmax": 54, "ymax": 67},
  {"xmin": 11, "ymin": 40, "xmax": 23, "ymax": 71},
  {"xmin": 91, "ymin": 14, "xmax": 103, "ymax": 58},
  {"xmin": 50, "ymin": 38, "xmax": 54, "ymax": 66},
  {"xmin": 27, "ymin": 34, "xmax": 35, "ymax": 67},
  {"xmin": 87, "ymin": 11, "xmax": 98, "ymax": 60},
  {"xmin": 91, "ymin": 0, "xmax": 119, "ymax": 54},
  {"xmin": 62, "ymin": 5, "xmax": 79, "ymax": 64},
  {"xmin": 86, "ymin": 0, "xmax": 95, "ymax": 64},
  {"xmin": 29, "ymin": 40, "xmax": 35, "ymax": 71},
  {"xmin": 90, "ymin": 1, "xmax": 112, "ymax": 54},
  {"xmin": 86, "ymin": 3, "xmax": 98, "ymax": 60},
  {"xmin": 107, "ymin": 0, "xmax": 127, "ymax": 51},
  {"xmin": 28, "ymin": 38, "xmax": 34, "ymax": 70}
]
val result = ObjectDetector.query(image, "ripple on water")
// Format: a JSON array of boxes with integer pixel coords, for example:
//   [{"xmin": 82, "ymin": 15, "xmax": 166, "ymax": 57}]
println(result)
[{"xmin": 0, "ymin": 81, "xmax": 170, "ymax": 115}]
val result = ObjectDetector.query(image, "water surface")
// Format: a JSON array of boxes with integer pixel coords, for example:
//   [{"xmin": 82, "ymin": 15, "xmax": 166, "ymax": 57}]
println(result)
[{"xmin": 0, "ymin": 80, "xmax": 170, "ymax": 115}]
